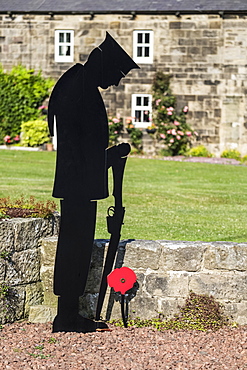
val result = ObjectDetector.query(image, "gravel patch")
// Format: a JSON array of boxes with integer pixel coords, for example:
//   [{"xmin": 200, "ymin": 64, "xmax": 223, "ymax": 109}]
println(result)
[{"xmin": 0, "ymin": 321, "xmax": 247, "ymax": 369}]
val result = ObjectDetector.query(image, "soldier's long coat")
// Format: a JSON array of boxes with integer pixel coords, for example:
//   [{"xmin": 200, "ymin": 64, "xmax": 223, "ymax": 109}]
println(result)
[
  {"xmin": 48, "ymin": 63, "xmax": 109, "ymax": 296},
  {"xmin": 48, "ymin": 63, "xmax": 109, "ymax": 201}
]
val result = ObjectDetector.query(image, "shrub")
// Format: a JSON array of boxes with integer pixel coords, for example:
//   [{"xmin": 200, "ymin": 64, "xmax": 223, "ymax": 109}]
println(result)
[
  {"xmin": 126, "ymin": 119, "xmax": 143, "ymax": 154},
  {"xmin": 0, "ymin": 65, "xmax": 53, "ymax": 143},
  {"xmin": 110, "ymin": 291, "xmax": 230, "ymax": 332},
  {"xmin": 0, "ymin": 196, "xmax": 57, "ymax": 219},
  {"xmin": 108, "ymin": 116, "xmax": 123, "ymax": 146},
  {"xmin": 187, "ymin": 145, "xmax": 213, "ymax": 158},
  {"xmin": 221, "ymin": 149, "xmax": 241, "ymax": 161},
  {"xmin": 21, "ymin": 119, "xmax": 50, "ymax": 147},
  {"xmin": 241, "ymin": 155, "xmax": 247, "ymax": 164},
  {"xmin": 152, "ymin": 71, "xmax": 198, "ymax": 156}
]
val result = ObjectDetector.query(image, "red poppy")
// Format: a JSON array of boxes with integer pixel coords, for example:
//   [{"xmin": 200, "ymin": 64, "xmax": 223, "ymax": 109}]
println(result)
[{"xmin": 107, "ymin": 267, "xmax": 137, "ymax": 295}]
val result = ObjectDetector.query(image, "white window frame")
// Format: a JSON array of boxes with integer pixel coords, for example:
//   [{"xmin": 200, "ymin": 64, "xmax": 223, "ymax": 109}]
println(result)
[
  {"xmin": 133, "ymin": 30, "xmax": 154, "ymax": 64},
  {"xmin": 55, "ymin": 30, "xmax": 74, "ymax": 63},
  {"xmin": 131, "ymin": 94, "xmax": 152, "ymax": 128}
]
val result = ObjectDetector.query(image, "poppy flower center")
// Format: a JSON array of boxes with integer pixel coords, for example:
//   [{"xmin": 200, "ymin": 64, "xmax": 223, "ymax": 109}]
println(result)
[{"xmin": 120, "ymin": 278, "xmax": 126, "ymax": 283}]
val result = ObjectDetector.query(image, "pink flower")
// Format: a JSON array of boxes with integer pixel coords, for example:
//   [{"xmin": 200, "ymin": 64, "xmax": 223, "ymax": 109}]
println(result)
[
  {"xmin": 194, "ymin": 131, "xmax": 198, "ymax": 136},
  {"xmin": 112, "ymin": 118, "xmax": 120, "ymax": 123},
  {"xmin": 174, "ymin": 121, "xmax": 180, "ymax": 126},
  {"xmin": 156, "ymin": 99, "xmax": 161, "ymax": 106},
  {"xmin": 160, "ymin": 133, "xmax": 166, "ymax": 139},
  {"xmin": 183, "ymin": 106, "xmax": 189, "ymax": 113},
  {"xmin": 171, "ymin": 129, "xmax": 177, "ymax": 135},
  {"xmin": 4, "ymin": 135, "xmax": 11, "ymax": 143},
  {"xmin": 114, "ymin": 131, "xmax": 118, "ymax": 134},
  {"xmin": 167, "ymin": 130, "xmax": 171, "ymax": 134},
  {"xmin": 186, "ymin": 131, "xmax": 192, "ymax": 136},
  {"xmin": 169, "ymin": 138, "xmax": 174, "ymax": 143},
  {"xmin": 167, "ymin": 107, "xmax": 174, "ymax": 115},
  {"xmin": 177, "ymin": 130, "xmax": 184, "ymax": 136},
  {"xmin": 176, "ymin": 135, "xmax": 181, "ymax": 140}
]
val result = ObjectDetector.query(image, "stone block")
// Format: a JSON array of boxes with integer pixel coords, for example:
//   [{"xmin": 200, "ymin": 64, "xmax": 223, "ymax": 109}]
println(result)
[
  {"xmin": 159, "ymin": 241, "xmax": 206, "ymax": 272},
  {"xmin": 0, "ymin": 220, "xmax": 14, "ymax": 254},
  {"xmin": 233, "ymin": 301, "xmax": 247, "ymax": 325},
  {"xmin": 13, "ymin": 218, "xmax": 43, "ymax": 251},
  {"xmin": 0, "ymin": 285, "xmax": 25, "ymax": 324},
  {"xmin": 12, "ymin": 216, "xmax": 59, "ymax": 253},
  {"xmin": 79, "ymin": 292, "xmax": 103, "ymax": 319},
  {"xmin": 28, "ymin": 304, "xmax": 57, "ymax": 323},
  {"xmin": 128, "ymin": 294, "xmax": 160, "ymax": 320},
  {"xmin": 40, "ymin": 236, "xmax": 57, "ymax": 267},
  {"xmin": 40, "ymin": 266, "xmax": 57, "ymax": 306},
  {"xmin": 0, "ymin": 258, "xmax": 6, "ymax": 281},
  {"xmin": 145, "ymin": 272, "xmax": 189, "ymax": 298},
  {"xmin": 84, "ymin": 267, "xmax": 103, "ymax": 294},
  {"xmin": 25, "ymin": 282, "xmax": 44, "ymax": 316},
  {"xmin": 203, "ymin": 243, "xmax": 247, "ymax": 271},
  {"xmin": 189, "ymin": 272, "xmax": 247, "ymax": 301},
  {"xmin": 159, "ymin": 297, "xmax": 186, "ymax": 319},
  {"xmin": 90, "ymin": 240, "xmax": 106, "ymax": 269},
  {"xmin": 6, "ymin": 248, "xmax": 41, "ymax": 285},
  {"xmin": 123, "ymin": 240, "xmax": 163, "ymax": 270}
]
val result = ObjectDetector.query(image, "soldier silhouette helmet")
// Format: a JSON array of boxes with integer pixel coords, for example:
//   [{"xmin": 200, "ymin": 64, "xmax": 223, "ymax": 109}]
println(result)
[{"xmin": 97, "ymin": 32, "xmax": 140, "ymax": 89}]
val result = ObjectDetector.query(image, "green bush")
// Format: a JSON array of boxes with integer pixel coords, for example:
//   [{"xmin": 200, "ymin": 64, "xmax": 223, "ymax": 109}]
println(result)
[
  {"xmin": 187, "ymin": 145, "xmax": 213, "ymax": 158},
  {"xmin": 21, "ymin": 119, "xmax": 50, "ymax": 147},
  {"xmin": 0, "ymin": 65, "xmax": 53, "ymax": 143},
  {"xmin": 221, "ymin": 149, "xmax": 241, "ymax": 161}
]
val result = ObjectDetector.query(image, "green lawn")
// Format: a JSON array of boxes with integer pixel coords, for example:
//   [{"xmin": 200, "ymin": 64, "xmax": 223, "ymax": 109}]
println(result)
[{"xmin": 1, "ymin": 149, "xmax": 247, "ymax": 242}]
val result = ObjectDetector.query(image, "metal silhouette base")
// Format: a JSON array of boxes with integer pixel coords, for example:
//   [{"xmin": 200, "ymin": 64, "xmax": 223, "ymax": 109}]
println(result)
[{"xmin": 48, "ymin": 32, "xmax": 139, "ymax": 333}]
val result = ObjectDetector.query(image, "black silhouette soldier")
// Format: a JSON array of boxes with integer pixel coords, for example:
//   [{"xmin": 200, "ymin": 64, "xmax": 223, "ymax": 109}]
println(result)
[{"xmin": 48, "ymin": 32, "xmax": 140, "ymax": 333}]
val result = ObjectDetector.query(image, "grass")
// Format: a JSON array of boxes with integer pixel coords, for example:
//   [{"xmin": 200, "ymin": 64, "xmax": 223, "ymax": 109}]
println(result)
[{"xmin": 1, "ymin": 149, "xmax": 247, "ymax": 242}]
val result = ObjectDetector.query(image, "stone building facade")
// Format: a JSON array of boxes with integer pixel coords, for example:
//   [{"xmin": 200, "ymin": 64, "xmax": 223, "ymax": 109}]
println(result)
[{"xmin": 1, "ymin": 11, "xmax": 247, "ymax": 155}]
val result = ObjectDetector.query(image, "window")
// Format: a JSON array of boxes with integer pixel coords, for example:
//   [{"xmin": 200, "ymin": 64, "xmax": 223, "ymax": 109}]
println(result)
[
  {"xmin": 131, "ymin": 94, "xmax": 152, "ymax": 128},
  {"xmin": 133, "ymin": 30, "xmax": 153, "ymax": 64},
  {"xmin": 55, "ymin": 30, "xmax": 74, "ymax": 63}
]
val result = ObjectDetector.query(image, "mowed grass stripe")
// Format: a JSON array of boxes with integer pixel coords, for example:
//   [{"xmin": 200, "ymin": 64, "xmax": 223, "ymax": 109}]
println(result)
[{"xmin": 1, "ymin": 150, "xmax": 247, "ymax": 242}]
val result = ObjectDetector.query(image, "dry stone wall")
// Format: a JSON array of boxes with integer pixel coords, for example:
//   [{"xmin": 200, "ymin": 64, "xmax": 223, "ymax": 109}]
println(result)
[
  {"xmin": 1, "ymin": 13, "xmax": 247, "ymax": 154},
  {"xmin": 1, "ymin": 217, "xmax": 246, "ymax": 325},
  {"xmin": 29, "ymin": 237, "xmax": 247, "ymax": 326},
  {"xmin": 0, "ymin": 216, "xmax": 59, "ymax": 324}
]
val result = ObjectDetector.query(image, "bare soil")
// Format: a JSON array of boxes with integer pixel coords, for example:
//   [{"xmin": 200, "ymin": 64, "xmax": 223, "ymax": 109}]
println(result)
[{"xmin": 0, "ymin": 321, "xmax": 247, "ymax": 369}]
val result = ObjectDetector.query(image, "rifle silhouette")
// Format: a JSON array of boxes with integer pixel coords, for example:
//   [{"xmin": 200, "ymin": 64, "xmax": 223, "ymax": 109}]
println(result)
[{"xmin": 95, "ymin": 143, "xmax": 130, "ymax": 321}]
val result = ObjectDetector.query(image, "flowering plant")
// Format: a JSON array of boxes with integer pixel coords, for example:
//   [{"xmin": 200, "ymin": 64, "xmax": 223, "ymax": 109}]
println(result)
[
  {"xmin": 3, "ymin": 134, "xmax": 20, "ymax": 145},
  {"xmin": 126, "ymin": 117, "xmax": 143, "ymax": 154},
  {"xmin": 108, "ymin": 115, "xmax": 123, "ymax": 146},
  {"xmin": 152, "ymin": 72, "xmax": 198, "ymax": 156},
  {"xmin": 147, "ymin": 123, "xmax": 157, "ymax": 131}
]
